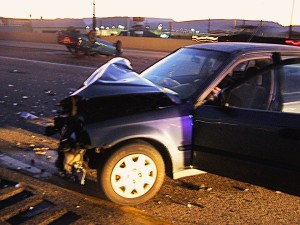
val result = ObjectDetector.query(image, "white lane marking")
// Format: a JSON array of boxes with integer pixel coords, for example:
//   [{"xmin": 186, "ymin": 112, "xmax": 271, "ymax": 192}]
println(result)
[{"xmin": 0, "ymin": 55, "xmax": 96, "ymax": 70}]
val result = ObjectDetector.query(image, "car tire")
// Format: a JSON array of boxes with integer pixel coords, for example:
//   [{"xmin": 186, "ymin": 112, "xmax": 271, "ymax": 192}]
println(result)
[
  {"xmin": 97, "ymin": 141, "xmax": 165, "ymax": 205},
  {"xmin": 115, "ymin": 40, "xmax": 122, "ymax": 54}
]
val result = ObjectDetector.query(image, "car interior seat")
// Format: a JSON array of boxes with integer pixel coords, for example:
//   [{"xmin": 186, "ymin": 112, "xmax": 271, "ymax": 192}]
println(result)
[{"xmin": 227, "ymin": 66, "xmax": 269, "ymax": 109}]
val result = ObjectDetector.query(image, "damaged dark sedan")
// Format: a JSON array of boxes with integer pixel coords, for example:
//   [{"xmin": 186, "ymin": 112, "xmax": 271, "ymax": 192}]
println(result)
[{"xmin": 46, "ymin": 42, "xmax": 300, "ymax": 205}]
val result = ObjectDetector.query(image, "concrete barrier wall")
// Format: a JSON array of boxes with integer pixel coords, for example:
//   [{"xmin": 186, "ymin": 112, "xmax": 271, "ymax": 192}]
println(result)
[
  {"xmin": 104, "ymin": 36, "xmax": 195, "ymax": 52},
  {"xmin": 0, "ymin": 32, "xmax": 58, "ymax": 43},
  {"xmin": 0, "ymin": 32, "xmax": 195, "ymax": 52}
]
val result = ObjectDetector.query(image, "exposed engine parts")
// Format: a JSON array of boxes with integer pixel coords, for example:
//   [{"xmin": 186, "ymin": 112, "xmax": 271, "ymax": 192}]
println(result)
[{"xmin": 46, "ymin": 113, "xmax": 91, "ymax": 185}]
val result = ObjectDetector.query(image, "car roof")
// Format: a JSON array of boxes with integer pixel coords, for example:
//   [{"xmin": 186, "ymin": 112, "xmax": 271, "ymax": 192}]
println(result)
[{"xmin": 186, "ymin": 42, "xmax": 300, "ymax": 55}]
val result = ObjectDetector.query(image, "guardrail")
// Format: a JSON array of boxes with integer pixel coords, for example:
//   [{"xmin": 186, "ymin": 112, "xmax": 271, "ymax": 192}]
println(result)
[{"xmin": 0, "ymin": 32, "xmax": 195, "ymax": 52}]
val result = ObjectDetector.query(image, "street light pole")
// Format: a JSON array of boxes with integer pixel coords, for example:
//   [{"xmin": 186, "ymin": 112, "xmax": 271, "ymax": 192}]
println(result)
[
  {"xmin": 289, "ymin": 0, "xmax": 295, "ymax": 38},
  {"xmin": 93, "ymin": 0, "xmax": 96, "ymax": 30}
]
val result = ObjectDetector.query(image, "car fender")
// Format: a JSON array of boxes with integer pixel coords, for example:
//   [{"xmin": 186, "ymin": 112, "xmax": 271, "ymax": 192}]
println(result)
[{"xmin": 85, "ymin": 109, "xmax": 194, "ymax": 173}]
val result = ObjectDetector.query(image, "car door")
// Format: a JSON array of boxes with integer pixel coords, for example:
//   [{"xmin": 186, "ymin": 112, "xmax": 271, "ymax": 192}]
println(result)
[{"xmin": 192, "ymin": 56, "xmax": 300, "ymax": 177}]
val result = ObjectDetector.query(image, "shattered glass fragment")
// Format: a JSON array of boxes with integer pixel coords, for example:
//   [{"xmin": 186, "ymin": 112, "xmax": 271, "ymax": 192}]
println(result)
[
  {"xmin": 44, "ymin": 90, "xmax": 56, "ymax": 96},
  {"xmin": 20, "ymin": 112, "xmax": 38, "ymax": 119}
]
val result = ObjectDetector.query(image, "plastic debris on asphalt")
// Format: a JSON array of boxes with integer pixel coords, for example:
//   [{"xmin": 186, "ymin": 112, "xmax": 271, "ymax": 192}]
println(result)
[
  {"xmin": 44, "ymin": 89, "xmax": 56, "ymax": 96},
  {"xmin": 20, "ymin": 112, "xmax": 39, "ymax": 119},
  {"xmin": 33, "ymin": 147, "xmax": 48, "ymax": 155}
]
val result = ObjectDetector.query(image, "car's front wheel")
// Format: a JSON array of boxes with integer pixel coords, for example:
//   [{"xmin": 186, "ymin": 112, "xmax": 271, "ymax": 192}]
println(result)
[{"xmin": 97, "ymin": 141, "xmax": 165, "ymax": 205}]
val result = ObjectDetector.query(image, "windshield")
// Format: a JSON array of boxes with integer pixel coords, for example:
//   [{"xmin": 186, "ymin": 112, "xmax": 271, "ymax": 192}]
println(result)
[{"xmin": 141, "ymin": 48, "xmax": 228, "ymax": 100}]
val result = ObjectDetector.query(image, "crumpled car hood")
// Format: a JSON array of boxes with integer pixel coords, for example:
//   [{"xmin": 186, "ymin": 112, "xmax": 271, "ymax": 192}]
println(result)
[
  {"xmin": 72, "ymin": 57, "xmax": 167, "ymax": 99},
  {"xmin": 60, "ymin": 58, "xmax": 180, "ymax": 123}
]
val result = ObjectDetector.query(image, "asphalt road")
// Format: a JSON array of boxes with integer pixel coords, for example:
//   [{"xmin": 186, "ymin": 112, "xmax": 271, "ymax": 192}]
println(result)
[{"xmin": 0, "ymin": 42, "xmax": 300, "ymax": 224}]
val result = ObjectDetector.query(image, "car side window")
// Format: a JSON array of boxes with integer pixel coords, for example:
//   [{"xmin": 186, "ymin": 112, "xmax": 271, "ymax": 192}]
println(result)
[
  {"xmin": 224, "ymin": 58, "xmax": 273, "ymax": 110},
  {"xmin": 279, "ymin": 63, "xmax": 300, "ymax": 113}
]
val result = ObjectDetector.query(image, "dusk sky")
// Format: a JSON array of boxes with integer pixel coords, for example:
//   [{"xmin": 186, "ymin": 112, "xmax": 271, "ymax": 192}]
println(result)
[{"xmin": 1, "ymin": 0, "xmax": 299, "ymax": 26}]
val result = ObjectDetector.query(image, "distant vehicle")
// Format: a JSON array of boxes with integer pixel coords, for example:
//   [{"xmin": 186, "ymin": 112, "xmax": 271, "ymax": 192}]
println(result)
[
  {"xmin": 46, "ymin": 42, "xmax": 300, "ymax": 205},
  {"xmin": 218, "ymin": 33, "xmax": 300, "ymax": 46},
  {"xmin": 192, "ymin": 35, "xmax": 218, "ymax": 42},
  {"xmin": 160, "ymin": 33, "xmax": 169, "ymax": 39},
  {"xmin": 57, "ymin": 29, "xmax": 122, "ymax": 56}
]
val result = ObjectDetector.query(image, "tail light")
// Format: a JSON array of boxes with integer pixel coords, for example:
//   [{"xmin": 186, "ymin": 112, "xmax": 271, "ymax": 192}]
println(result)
[
  {"xmin": 61, "ymin": 36, "xmax": 73, "ymax": 44},
  {"xmin": 285, "ymin": 40, "xmax": 300, "ymax": 46}
]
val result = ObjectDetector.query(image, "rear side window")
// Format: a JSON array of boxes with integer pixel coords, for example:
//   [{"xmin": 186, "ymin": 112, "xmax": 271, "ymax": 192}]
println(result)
[{"xmin": 280, "ymin": 63, "xmax": 300, "ymax": 113}]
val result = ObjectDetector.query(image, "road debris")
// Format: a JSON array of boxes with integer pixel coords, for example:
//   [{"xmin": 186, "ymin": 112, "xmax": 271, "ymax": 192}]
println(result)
[
  {"xmin": 20, "ymin": 112, "xmax": 38, "ymax": 119},
  {"xmin": 199, "ymin": 184, "xmax": 213, "ymax": 191},
  {"xmin": 233, "ymin": 186, "xmax": 250, "ymax": 192},
  {"xmin": 44, "ymin": 89, "xmax": 56, "ymax": 96},
  {"xmin": 33, "ymin": 147, "xmax": 48, "ymax": 155}
]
